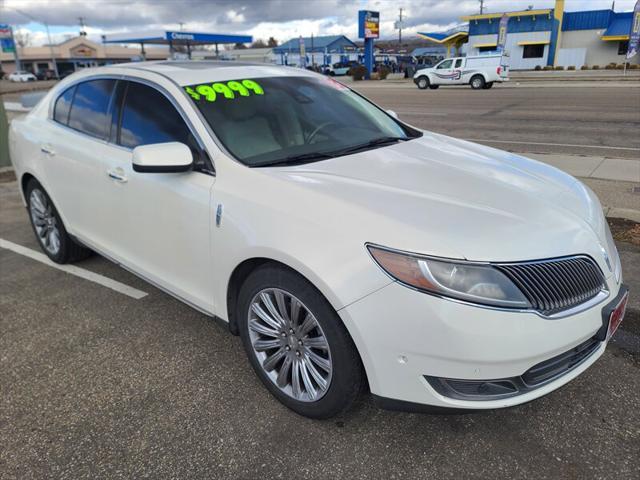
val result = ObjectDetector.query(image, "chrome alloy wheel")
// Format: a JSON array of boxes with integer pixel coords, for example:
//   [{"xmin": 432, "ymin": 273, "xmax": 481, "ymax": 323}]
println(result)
[
  {"xmin": 248, "ymin": 288, "xmax": 333, "ymax": 402},
  {"xmin": 29, "ymin": 189, "xmax": 61, "ymax": 255}
]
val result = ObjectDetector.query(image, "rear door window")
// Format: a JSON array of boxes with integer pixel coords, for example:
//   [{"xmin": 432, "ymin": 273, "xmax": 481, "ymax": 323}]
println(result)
[
  {"xmin": 67, "ymin": 79, "xmax": 116, "ymax": 140},
  {"xmin": 53, "ymin": 86, "xmax": 76, "ymax": 125}
]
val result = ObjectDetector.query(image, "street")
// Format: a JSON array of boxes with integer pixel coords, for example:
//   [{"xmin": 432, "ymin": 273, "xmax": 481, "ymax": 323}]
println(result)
[{"xmin": 350, "ymin": 83, "xmax": 640, "ymax": 159}]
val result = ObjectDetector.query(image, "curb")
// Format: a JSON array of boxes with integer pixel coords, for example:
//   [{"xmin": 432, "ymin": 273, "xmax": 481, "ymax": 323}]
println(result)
[{"xmin": 604, "ymin": 207, "xmax": 640, "ymax": 223}]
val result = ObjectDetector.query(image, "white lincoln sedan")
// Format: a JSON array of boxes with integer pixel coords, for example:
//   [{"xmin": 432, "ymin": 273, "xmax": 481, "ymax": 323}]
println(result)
[{"xmin": 9, "ymin": 62, "xmax": 627, "ymax": 419}]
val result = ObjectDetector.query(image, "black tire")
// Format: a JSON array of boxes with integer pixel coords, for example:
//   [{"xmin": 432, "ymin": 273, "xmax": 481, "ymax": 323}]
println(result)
[
  {"xmin": 329, "ymin": 71, "xmax": 335, "ymax": 77},
  {"xmin": 237, "ymin": 264, "xmax": 365, "ymax": 419},
  {"xmin": 25, "ymin": 179, "xmax": 91, "ymax": 264},
  {"xmin": 470, "ymin": 75, "xmax": 486, "ymax": 90},
  {"xmin": 428, "ymin": 84, "xmax": 439, "ymax": 90},
  {"xmin": 416, "ymin": 76, "xmax": 430, "ymax": 89},
  {"xmin": 483, "ymin": 82, "xmax": 494, "ymax": 89}
]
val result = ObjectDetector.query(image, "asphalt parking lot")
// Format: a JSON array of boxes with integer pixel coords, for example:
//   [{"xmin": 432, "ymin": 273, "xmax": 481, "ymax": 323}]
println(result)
[{"xmin": 1, "ymin": 82, "xmax": 640, "ymax": 479}]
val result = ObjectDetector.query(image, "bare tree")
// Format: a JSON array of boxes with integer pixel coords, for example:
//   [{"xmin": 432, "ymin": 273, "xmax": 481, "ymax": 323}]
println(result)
[
  {"xmin": 14, "ymin": 31, "xmax": 32, "ymax": 48},
  {"xmin": 251, "ymin": 39, "xmax": 267, "ymax": 48},
  {"xmin": 267, "ymin": 37, "xmax": 278, "ymax": 47}
]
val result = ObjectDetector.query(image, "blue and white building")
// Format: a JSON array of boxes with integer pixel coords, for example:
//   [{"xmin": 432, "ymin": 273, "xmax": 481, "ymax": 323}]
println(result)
[
  {"xmin": 419, "ymin": 0, "xmax": 638, "ymax": 70},
  {"xmin": 273, "ymin": 35, "xmax": 358, "ymax": 67}
]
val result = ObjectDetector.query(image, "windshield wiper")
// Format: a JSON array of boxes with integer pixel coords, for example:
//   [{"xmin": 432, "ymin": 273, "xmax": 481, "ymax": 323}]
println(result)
[
  {"xmin": 252, "ymin": 151, "xmax": 336, "ymax": 168},
  {"xmin": 328, "ymin": 136, "xmax": 408, "ymax": 156},
  {"xmin": 251, "ymin": 136, "xmax": 408, "ymax": 168}
]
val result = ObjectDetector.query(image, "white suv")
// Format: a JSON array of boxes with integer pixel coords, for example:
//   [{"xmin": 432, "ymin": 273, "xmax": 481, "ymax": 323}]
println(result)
[{"xmin": 9, "ymin": 62, "xmax": 626, "ymax": 418}]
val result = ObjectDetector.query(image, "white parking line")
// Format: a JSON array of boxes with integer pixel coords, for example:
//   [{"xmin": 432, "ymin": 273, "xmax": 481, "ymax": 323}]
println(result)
[
  {"xmin": 0, "ymin": 238, "xmax": 148, "ymax": 300},
  {"xmin": 462, "ymin": 138, "xmax": 640, "ymax": 152}
]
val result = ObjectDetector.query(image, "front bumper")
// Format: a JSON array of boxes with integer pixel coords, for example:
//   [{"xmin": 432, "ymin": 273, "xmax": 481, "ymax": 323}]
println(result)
[{"xmin": 339, "ymin": 280, "xmax": 625, "ymax": 410}]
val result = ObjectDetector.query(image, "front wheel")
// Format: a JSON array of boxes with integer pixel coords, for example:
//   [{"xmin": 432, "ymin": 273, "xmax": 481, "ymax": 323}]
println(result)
[
  {"xmin": 483, "ymin": 82, "xmax": 494, "ymax": 89},
  {"xmin": 470, "ymin": 75, "xmax": 486, "ymax": 89},
  {"xmin": 416, "ymin": 76, "xmax": 430, "ymax": 89},
  {"xmin": 238, "ymin": 264, "xmax": 365, "ymax": 419},
  {"xmin": 26, "ymin": 179, "xmax": 91, "ymax": 264}
]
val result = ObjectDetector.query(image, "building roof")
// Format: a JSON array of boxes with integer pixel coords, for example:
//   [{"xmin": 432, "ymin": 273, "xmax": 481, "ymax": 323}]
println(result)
[
  {"xmin": 0, "ymin": 36, "xmax": 166, "ymax": 62},
  {"xmin": 562, "ymin": 9, "xmax": 614, "ymax": 31},
  {"xmin": 602, "ymin": 11, "xmax": 634, "ymax": 40},
  {"xmin": 272, "ymin": 35, "xmax": 357, "ymax": 53},
  {"xmin": 464, "ymin": 7, "xmax": 634, "ymax": 39},
  {"xmin": 462, "ymin": 9, "xmax": 552, "ymax": 21}
]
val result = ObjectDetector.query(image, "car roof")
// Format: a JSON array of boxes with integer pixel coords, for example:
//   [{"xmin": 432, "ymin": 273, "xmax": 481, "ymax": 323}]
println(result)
[{"xmin": 109, "ymin": 60, "xmax": 317, "ymax": 86}]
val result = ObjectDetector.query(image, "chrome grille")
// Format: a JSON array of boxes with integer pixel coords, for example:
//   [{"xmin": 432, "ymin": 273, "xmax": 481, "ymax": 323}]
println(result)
[{"xmin": 496, "ymin": 256, "xmax": 606, "ymax": 315}]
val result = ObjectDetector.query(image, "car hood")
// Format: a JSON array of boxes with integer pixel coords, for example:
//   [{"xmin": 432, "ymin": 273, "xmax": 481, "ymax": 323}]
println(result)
[{"xmin": 268, "ymin": 132, "xmax": 610, "ymax": 267}]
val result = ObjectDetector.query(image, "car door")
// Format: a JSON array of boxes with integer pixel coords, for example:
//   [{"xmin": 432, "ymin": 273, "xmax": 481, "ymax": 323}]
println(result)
[
  {"xmin": 452, "ymin": 58, "xmax": 465, "ymax": 84},
  {"xmin": 101, "ymin": 79, "xmax": 217, "ymax": 312},
  {"xmin": 41, "ymin": 78, "xmax": 120, "ymax": 244},
  {"xmin": 434, "ymin": 59, "xmax": 454, "ymax": 84}
]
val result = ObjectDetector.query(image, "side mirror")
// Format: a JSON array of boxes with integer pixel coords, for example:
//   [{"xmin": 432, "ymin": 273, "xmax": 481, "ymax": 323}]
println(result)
[
  {"xmin": 386, "ymin": 109, "xmax": 398, "ymax": 119},
  {"xmin": 132, "ymin": 142, "xmax": 193, "ymax": 173}
]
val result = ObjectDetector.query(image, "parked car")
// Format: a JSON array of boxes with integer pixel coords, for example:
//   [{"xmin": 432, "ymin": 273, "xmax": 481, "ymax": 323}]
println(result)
[
  {"xmin": 9, "ymin": 62, "xmax": 626, "ymax": 419},
  {"xmin": 324, "ymin": 61, "xmax": 359, "ymax": 76},
  {"xmin": 414, "ymin": 54, "xmax": 510, "ymax": 90},
  {"xmin": 8, "ymin": 70, "xmax": 37, "ymax": 82},
  {"xmin": 35, "ymin": 69, "xmax": 58, "ymax": 81}
]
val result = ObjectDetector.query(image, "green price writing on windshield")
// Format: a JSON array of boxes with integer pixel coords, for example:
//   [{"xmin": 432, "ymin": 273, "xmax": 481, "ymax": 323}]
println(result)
[{"xmin": 185, "ymin": 79, "xmax": 264, "ymax": 102}]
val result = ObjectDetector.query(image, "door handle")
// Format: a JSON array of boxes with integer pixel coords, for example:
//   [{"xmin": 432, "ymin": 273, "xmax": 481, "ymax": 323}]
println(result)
[
  {"xmin": 40, "ymin": 145, "xmax": 55, "ymax": 156},
  {"xmin": 107, "ymin": 168, "xmax": 128, "ymax": 183}
]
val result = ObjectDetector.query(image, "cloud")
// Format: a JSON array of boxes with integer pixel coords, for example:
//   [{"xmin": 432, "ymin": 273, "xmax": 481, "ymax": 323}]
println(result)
[{"xmin": 2, "ymin": 0, "xmax": 637, "ymax": 46}]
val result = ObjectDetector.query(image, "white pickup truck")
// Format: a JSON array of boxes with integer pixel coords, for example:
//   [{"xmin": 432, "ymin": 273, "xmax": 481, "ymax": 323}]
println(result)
[{"xmin": 413, "ymin": 54, "xmax": 509, "ymax": 90}]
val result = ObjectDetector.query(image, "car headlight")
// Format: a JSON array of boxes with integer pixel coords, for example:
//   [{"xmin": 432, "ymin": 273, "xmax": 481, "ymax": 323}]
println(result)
[{"xmin": 367, "ymin": 245, "xmax": 531, "ymax": 309}]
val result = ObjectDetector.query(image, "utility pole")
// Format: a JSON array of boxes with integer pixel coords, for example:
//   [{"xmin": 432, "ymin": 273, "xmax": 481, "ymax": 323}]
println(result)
[
  {"xmin": 178, "ymin": 22, "xmax": 184, "ymax": 31},
  {"xmin": 479, "ymin": 0, "xmax": 485, "ymax": 14},
  {"xmin": 11, "ymin": 8, "xmax": 58, "ymax": 78},
  {"xmin": 398, "ymin": 8, "xmax": 403, "ymax": 45},
  {"xmin": 78, "ymin": 16, "xmax": 86, "ymax": 36}
]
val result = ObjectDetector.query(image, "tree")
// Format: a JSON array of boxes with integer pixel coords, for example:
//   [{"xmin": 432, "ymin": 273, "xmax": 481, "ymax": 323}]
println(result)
[
  {"xmin": 14, "ymin": 31, "xmax": 31, "ymax": 48},
  {"xmin": 234, "ymin": 42, "xmax": 247, "ymax": 49},
  {"xmin": 251, "ymin": 39, "xmax": 267, "ymax": 48},
  {"xmin": 267, "ymin": 37, "xmax": 278, "ymax": 47}
]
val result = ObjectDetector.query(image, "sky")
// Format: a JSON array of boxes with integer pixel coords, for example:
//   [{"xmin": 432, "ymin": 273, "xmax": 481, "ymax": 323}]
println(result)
[{"xmin": 1, "ymin": 0, "xmax": 637, "ymax": 47}]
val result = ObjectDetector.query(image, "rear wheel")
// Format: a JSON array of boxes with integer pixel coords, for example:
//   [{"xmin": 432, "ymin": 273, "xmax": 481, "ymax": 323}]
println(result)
[
  {"xmin": 416, "ymin": 76, "xmax": 430, "ymax": 89},
  {"xmin": 470, "ymin": 75, "xmax": 485, "ymax": 89},
  {"xmin": 238, "ymin": 264, "xmax": 364, "ymax": 419},
  {"xmin": 25, "ymin": 179, "xmax": 91, "ymax": 264},
  {"xmin": 483, "ymin": 82, "xmax": 494, "ymax": 89}
]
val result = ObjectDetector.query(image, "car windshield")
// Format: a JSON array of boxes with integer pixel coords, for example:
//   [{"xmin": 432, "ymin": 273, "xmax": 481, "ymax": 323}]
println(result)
[{"xmin": 184, "ymin": 75, "xmax": 421, "ymax": 167}]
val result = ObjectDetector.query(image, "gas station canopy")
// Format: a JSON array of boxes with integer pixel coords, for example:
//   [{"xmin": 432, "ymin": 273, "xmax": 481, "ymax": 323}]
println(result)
[{"xmin": 102, "ymin": 30, "xmax": 253, "ymax": 58}]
